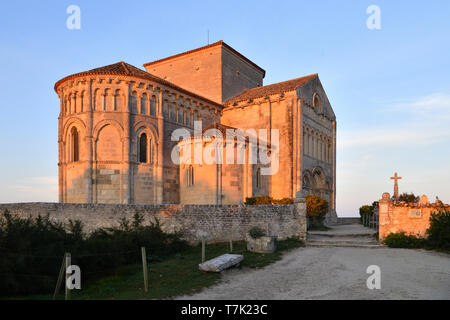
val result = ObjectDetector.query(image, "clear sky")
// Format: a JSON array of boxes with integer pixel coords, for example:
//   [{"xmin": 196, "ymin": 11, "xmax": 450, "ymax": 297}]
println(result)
[{"xmin": 0, "ymin": 1, "xmax": 449, "ymax": 216}]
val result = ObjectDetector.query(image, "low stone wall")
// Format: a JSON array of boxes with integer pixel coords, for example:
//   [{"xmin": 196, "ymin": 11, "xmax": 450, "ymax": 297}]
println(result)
[
  {"xmin": 378, "ymin": 193, "xmax": 449, "ymax": 240},
  {"xmin": 0, "ymin": 202, "xmax": 306, "ymax": 243}
]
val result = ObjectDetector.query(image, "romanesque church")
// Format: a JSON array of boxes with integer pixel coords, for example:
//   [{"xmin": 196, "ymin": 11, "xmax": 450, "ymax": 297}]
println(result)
[{"xmin": 55, "ymin": 41, "xmax": 337, "ymax": 222}]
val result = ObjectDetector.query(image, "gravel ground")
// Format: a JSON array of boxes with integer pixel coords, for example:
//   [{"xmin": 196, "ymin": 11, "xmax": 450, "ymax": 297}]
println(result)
[{"xmin": 177, "ymin": 246, "xmax": 450, "ymax": 300}]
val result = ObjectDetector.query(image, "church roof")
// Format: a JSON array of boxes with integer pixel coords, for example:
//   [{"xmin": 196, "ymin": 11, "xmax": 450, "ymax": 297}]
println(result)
[
  {"xmin": 54, "ymin": 61, "xmax": 224, "ymax": 108},
  {"xmin": 224, "ymin": 73, "xmax": 318, "ymax": 105},
  {"xmin": 143, "ymin": 40, "xmax": 266, "ymax": 76}
]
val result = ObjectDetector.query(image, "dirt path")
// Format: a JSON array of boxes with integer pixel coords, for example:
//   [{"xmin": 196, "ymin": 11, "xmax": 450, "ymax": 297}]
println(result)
[{"xmin": 177, "ymin": 226, "xmax": 450, "ymax": 300}]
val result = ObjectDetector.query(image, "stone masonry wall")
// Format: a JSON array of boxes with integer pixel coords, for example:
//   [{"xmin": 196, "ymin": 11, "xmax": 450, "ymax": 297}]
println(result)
[
  {"xmin": 0, "ymin": 202, "xmax": 306, "ymax": 244},
  {"xmin": 378, "ymin": 192, "xmax": 449, "ymax": 240}
]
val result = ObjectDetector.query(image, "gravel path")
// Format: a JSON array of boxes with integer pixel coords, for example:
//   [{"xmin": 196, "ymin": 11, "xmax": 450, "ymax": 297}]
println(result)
[{"xmin": 177, "ymin": 246, "xmax": 450, "ymax": 300}]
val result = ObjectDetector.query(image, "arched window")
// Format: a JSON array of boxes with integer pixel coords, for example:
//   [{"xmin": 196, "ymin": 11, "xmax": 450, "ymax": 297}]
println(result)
[
  {"xmin": 187, "ymin": 165, "xmax": 194, "ymax": 187},
  {"xmin": 114, "ymin": 89, "xmax": 122, "ymax": 111},
  {"xmin": 139, "ymin": 133, "xmax": 147, "ymax": 163},
  {"xmin": 163, "ymin": 100, "xmax": 169, "ymax": 118},
  {"xmin": 130, "ymin": 91, "xmax": 138, "ymax": 113},
  {"xmin": 71, "ymin": 127, "xmax": 79, "ymax": 162},
  {"xmin": 170, "ymin": 104, "xmax": 176, "ymax": 121},
  {"xmin": 80, "ymin": 91, "xmax": 84, "ymax": 112},
  {"xmin": 313, "ymin": 93, "xmax": 320, "ymax": 109},
  {"xmin": 141, "ymin": 94, "xmax": 148, "ymax": 114},
  {"xmin": 256, "ymin": 168, "xmax": 262, "ymax": 189},
  {"xmin": 150, "ymin": 96, "xmax": 156, "ymax": 116}
]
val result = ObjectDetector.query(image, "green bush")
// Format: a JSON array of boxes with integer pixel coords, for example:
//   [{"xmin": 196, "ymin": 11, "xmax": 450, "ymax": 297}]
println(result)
[
  {"xmin": 0, "ymin": 210, "xmax": 188, "ymax": 297},
  {"xmin": 305, "ymin": 195, "xmax": 328, "ymax": 229},
  {"xmin": 272, "ymin": 198, "xmax": 294, "ymax": 205},
  {"xmin": 383, "ymin": 232, "xmax": 425, "ymax": 248},
  {"xmin": 398, "ymin": 193, "xmax": 419, "ymax": 203},
  {"xmin": 426, "ymin": 210, "xmax": 450, "ymax": 250},
  {"xmin": 359, "ymin": 205, "xmax": 373, "ymax": 217},
  {"xmin": 248, "ymin": 226, "xmax": 266, "ymax": 239}
]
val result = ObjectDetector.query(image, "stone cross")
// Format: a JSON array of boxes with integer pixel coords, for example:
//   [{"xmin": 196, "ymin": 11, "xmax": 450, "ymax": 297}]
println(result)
[{"xmin": 390, "ymin": 172, "xmax": 402, "ymax": 200}]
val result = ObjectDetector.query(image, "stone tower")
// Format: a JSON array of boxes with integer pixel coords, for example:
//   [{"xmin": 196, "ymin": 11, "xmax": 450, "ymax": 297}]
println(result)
[{"xmin": 143, "ymin": 41, "xmax": 266, "ymax": 103}]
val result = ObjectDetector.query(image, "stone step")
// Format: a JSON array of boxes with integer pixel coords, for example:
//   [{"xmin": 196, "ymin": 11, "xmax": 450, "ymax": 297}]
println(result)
[
  {"xmin": 306, "ymin": 241, "xmax": 383, "ymax": 249},
  {"xmin": 307, "ymin": 234, "xmax": 377, "ymax": 242},
  {"xmin": 308, "ymin": 232, "xmax": 376, "ymax": 238}
]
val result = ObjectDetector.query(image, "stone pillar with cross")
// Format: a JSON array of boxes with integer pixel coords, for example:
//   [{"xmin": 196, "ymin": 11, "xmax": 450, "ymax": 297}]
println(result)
[{"xmin": 390, "ymin": 172, "xmax": 402, "ymax": 200}]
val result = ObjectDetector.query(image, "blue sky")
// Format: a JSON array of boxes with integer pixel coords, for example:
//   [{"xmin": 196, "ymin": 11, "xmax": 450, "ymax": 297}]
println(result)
[{"xmin": 0, "ymin": 1, "xmax": 449, "ymax": 216}]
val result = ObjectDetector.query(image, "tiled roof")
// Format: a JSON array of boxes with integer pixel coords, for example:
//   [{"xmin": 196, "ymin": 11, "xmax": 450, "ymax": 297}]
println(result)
[
  {"xmin": 224, "ymin": 74, "xmax": 318, "ymax": 105},
  {"xmin": 143, "ymin": 40, "xmax": 266, "ymax": 76},
  {"xmin": 54, "ymin": 61, "xmax": 224, "ymax": 108}
]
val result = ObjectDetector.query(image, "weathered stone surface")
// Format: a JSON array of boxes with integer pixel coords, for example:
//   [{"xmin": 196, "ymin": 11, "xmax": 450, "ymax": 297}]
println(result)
[
  {"xmin": 199, "ymin": 254, "xmax": 244, "ymax": 272},
  {"xmin": 246, "ymin": 236, "xmax": 276, "ymax": 253},
  {"xmin": 54, "ymin": 42, "xmax": 338, "ymax": 226},
  {"xmin": 378, "ymin": 193, "xmax": 450, "ymax": 240},
  {"xmin": 0, "ymin": 202, "xmax": 307, "ymax": 243}
]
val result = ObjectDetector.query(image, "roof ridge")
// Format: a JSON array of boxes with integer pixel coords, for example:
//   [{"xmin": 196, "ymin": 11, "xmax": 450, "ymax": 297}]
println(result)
[
  {"xmin": 224, "ymin": 73, "xmax": 318, "ymax": 105},
  {"xmin": 143, "ymin": 41, "xmax": 265, "ymax": 76},
  {"xmin": 54, "ymin": 61, "xmax": 225, "ymax": 109}
]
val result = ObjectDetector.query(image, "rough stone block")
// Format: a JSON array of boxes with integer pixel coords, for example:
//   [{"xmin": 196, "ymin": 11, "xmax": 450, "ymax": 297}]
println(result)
[
  {"xmin": 246, "ymin": 236, "xmax": 276, "ymax": 253},
  {"xmin": 198, "ymin": 254, "xmax": 244, "ymax": 272}
]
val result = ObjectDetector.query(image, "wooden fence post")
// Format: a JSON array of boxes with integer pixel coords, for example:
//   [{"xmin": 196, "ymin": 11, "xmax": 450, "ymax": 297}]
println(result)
[
  {"xmin": 141, "ymin": 247, "xmax": 148, "ymax": 293},
  {"xmin": 65, "ymin": 252, "xmax": 71, "ymax": 301},
  {"xmin": 229, "ymin": 230, "xmax": 233, "ymax": 253},
  {"xmin": 201, "ymin": 240, "xmax": 205, "ymax": 263},
  {"xmin": 53, "ymin": 254, "xmax": 66, "ymax": 300}
]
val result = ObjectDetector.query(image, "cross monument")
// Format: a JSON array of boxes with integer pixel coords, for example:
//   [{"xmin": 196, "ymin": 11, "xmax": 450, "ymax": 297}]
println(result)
[{"xmin": 390, "ymin": 172, "xmax": 402, "ymax": 200}]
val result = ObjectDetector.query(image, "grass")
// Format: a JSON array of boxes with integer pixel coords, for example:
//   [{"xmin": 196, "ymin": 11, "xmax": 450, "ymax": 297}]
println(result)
[{"xmin": 11, "ymin": 238, "xmax": 303, "ymax": 300}]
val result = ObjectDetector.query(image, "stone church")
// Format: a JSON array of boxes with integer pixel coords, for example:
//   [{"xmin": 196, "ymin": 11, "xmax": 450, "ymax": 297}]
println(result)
[{"xmin": 54, "ymin": 41, "xmax": 337, "ymax": 222}]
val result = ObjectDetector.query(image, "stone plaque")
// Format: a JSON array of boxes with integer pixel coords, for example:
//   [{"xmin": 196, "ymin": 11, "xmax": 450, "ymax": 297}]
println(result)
[{"xmin": 409, "ymin": 209, "xmax": 422, "ymax": 218}]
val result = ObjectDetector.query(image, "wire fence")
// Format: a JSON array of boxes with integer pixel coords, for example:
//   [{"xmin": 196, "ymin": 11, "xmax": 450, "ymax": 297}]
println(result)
[
  {"xmin": 361, "ymin": 212, "xmax": 379, "ymax": 229},
  {"xmin": 0, "ymin": 247, "xmax": 145, "ymax": 299}
]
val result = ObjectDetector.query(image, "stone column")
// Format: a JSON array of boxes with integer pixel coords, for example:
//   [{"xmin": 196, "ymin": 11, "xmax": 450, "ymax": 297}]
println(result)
[
  {"xmin": 294, "ymin": 190, "xmax": 307, "ymax": 241},
  {"xmin": 58, "ymin": 92, "xmax": 64, "ymax": 202},
  {"xmin": 85, "ymin": 80, "xmax": 94, "ymax": 203},
  {"xmin": 156, "ymin": 89, "xmax": 164, "ymax": 203},
  {"xmin": 378, "ymin": 192, "xmax": 391, "ymax": 241},
  {"xmin": 298, "ymin": 98, "xmax": 304, "ymax": 195},
  {"xmin": 123, "ymin": 82, "xmax": 133, "ymax": 204},
  {"xmin": 332, "ymin": 120, "xmax": 337, "ymax": 212}
]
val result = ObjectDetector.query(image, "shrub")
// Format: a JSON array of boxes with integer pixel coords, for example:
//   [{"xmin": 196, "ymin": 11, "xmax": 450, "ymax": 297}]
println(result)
[
  {"xmin": 359, "ymin": 205, "xmax": 373, "ymax": 217},
  {"xmin": 426, "ymin": 210, "xmax": 450, "ymax": 250},
  {"xmin": 398, "ymin": 193, "xmax": 419, "ymax": 203},
  {"xmin": 272, "ymin": 198, "xmax": 294, "ymax": 205},
  {"xmin": 383, "ymin": 232, "xmax": 425, "ymax": 248},
  {"xmin": 245, "ymin": 197, "xmax": 257, "ymax": 205},
  {"xmin": 305, "ymin": 195, "xmax": 328, "ymax": 228},
  {"xmin": 248, "ymin": 226, "xmax": 266, "ymax": 239},
  {"xmin": 0, "ymin": 210, "xmax": 188, "ymax": 297},
  {"xmin": 245, "ymin": 197, "xmax": 294, "ymax": 205}
]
